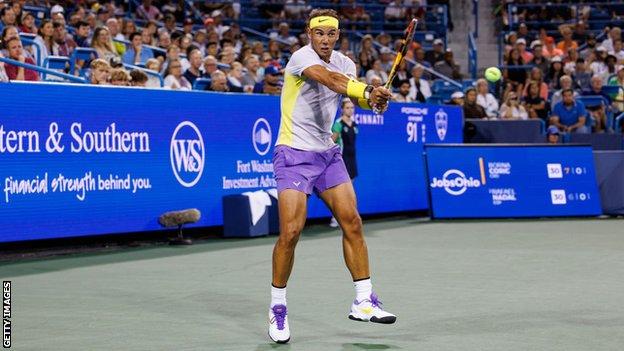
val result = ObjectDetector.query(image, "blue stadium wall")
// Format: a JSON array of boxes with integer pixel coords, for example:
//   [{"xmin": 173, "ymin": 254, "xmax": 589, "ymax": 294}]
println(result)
[{"xmin": 0, "ymin": 82, "xmax": 463, "ymax": 242}]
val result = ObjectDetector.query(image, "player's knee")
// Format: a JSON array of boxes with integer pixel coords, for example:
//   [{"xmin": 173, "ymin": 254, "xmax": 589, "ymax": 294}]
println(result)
[
  {"xmin": 279, "ymin": 224, "xmax": 303, "ymax": 247},
  {"xmin": 341, "ymin": 212, "xmax": 363, "ymax": 234}
]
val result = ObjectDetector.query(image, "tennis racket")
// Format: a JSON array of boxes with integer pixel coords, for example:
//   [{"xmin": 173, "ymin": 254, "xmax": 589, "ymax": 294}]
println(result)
[{"xmin": 384, "ymin": 18, "xmax": 418, "ymax": 90}]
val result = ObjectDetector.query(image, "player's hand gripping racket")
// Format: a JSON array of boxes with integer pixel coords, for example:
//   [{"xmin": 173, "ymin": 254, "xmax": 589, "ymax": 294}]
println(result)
[{"xmin": 373, "ymin": 18, "xmax": 418, "ymax": 114}]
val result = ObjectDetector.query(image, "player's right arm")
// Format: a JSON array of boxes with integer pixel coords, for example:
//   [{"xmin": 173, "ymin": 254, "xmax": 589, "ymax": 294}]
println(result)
[{"xmin": 302, "ymin": 65, "xmax": 392, "ymax": 107}]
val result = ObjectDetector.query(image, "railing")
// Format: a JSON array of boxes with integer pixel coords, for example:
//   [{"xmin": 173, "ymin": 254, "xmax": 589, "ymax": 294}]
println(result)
[
  {"xmin": 0, "ymin": 56, "xmax": 87, "ymax": 84},
  {"xmin": 473, "ymin": 0, "xmax": 479, "ymax": 38},
  {"xmin": 353, "ymin": 31, "xmax": 462, "ymax": 89},
  {"xmin": 468, "ymin": 32, "xmax": 478, "ymax": 79}
]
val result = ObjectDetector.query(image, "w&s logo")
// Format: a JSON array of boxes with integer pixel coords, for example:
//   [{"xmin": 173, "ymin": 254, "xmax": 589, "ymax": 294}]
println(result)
[{"xmin": 170, "ymin": 121, "xmax": 205, "ymax": 187}]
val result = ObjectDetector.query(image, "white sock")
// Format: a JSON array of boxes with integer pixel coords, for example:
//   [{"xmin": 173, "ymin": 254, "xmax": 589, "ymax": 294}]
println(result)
[
  {"xmin": 354, "ymin": 278, "xmax": 372, "ymax": 302},
  {"xmin": 270, "ymin": 285, "xmax": 287, "ymax": 307}
]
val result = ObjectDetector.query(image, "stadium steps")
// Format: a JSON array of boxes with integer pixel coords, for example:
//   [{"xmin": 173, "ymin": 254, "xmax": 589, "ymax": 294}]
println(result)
[
  {"xmin": 475, "ymin": 0, "xmax": 500, "ymax": 74},
  {"xmin": 447, "ymin": 0, "xmax": 472, "ymax": 77}
]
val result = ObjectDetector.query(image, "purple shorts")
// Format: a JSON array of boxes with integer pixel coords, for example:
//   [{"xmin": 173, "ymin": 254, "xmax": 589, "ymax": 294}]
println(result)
[{"xmin": 273, "ymin": 145, "xmax": 351, "ymax": 195}]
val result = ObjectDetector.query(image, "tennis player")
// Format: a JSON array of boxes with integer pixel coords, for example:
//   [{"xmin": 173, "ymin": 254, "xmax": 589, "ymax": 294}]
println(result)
[{"xmin": 268, "ymin": 9, "xmax": 396, "ymax": 344}]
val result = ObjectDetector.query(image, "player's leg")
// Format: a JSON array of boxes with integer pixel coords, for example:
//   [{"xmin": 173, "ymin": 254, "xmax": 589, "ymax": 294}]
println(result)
[{"xmin": 273, "ymin": 189, "xmax": 307, "ymax": 287}]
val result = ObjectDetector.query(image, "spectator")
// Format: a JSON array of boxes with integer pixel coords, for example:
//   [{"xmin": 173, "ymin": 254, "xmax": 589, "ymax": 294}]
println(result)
[
  {"xmin": 391, "ymin": 60, "xmax": 409, "ymax": 89},
  {"xmin": 610, "ymin": 39, "xmax": 624, "ymax": 62},
  {"xmin": 92, "ymin": 26, "xmax": 120, "ymax": 61},
  {"xmin": 608, "ymin": 65, "xmax": 624, "ymax": 112},
  {"xmin": 208, "ymin": 70, "xmax": 229, "ymax": 92},
  {"xmin": 129, "ymin": 69, "xmax": 148, "ymax": 87},
  {"xmin": 137, "ymin": 0, "xmax": 163, "ymax": 21},
  {"xmin": 582, "ymin": 75, "xmax": 611, "ymax": 132},
  {"xmin": 580, "ymin": 33, "xmax": 597, "ymax": 59},
  {"xmin": 425, "ymin": 39, "xmax": 445, "ymax": 66},
  {"xmin": 475, "ymin": 78, "xmax": 499, "ymax": 118},
  {"xmin": 164, "ymin": 58, "xmax": 191, "ymax": 90},
  {"xmin": 573, "ymin": 58, "xmax": 592, "ymax": 91},
  {"xmin": 52, "ymin": 22, "xmax": 76, "ymax": 57},
  {"xmin": 3, "ymin": 36, "xmax": 38, "ymax": 81},
  {"xmin": 0, "ymin": 52, "xmax": 8, "ymax": 82},
  {"xmin": 284, "ymin": 0, "xmax": 310, "ymax": 20},
  {"xmin": 74, "ymin": 21, "xmax": 91, "ymax": 48},
  {"xmin": 145, "ymin": 58, "xmax": 162, "ymax": 87},
  {"xmin": 219, "ymin": 46, "xmax": 237, "ymax": 67},
  {"xmin": 154, "ymin": 30, "xmax": 171, "ymax": 60},
  {"xmin": 358, "ymin": 34, "xmax": 377, "ymax": 73},
  {"xmin": 366, "ymin": 59, "xmax": 388, "ymax": 85},
  {"xmin": 241, "ymin": 55, "xmax": 262, "ymax": 87},
  {"xmin": 550, "ymin": 89, "xmax": 589, "ymax": 133},
  {"xmin": 546, "ymin": 125, "xmax": 560, "ymax": 144},
  {"xmin": 1, "ymin": 25, "xmax": 18, "ymax": 53},
  {"xmin": 273, "ymin": 22, "xmax": 297, "ymax": 49},
  {"xmin": 379, "ymin": 47, "xmax": 394, "ymax": 72},
  {"xmin": 463, "ymin": 87, "xmax": 488, "ymax": 119},
  {"xmin": 517, "ymin": 23, "xmax": 533, "ymax": 42},
  {"xmin": 163, "ymin": 45, "xmax": 189, "ymax": 73},
  {"xmin": 556, "ymin": 26, "xmax": 578, "ymax": 53},
  {"xmin": 552, "ymin": 75, "xmax": 580, "ymax": 108},
  {"xmin": 413, "ymin": 47, "xmax": 431, "ymax": 70},
  {"xmin": 530, "ymin": 41, "xmax": 550, "ymax": 77},
  {"xmin": 516, "ymin": 38, "xmax": 533, "ymax": 63},
  {"xmin": 122, "ymin": 19, "xmax": 138, "ymax": 40},
  {"xmin": 523, "ymin": 67, "xmax": 549, "ymax": 100},
  {"xmin": 106, "ymin": 18, "xmax": 126, "ymax": 55},
  {"xmin": 182, "ymin": 18, "xmax": 194, "ymax": 35},
  {"xmin": 163, "ymin": 13, "xmax": 176, "ymax": 34},
  {"xmin": 123, "ymin": 32, "xmax": 154, "ymax": 66},
  {"xmin": 563, "ymin": 47, "xmax": 580, "ymax": 74},
  {"xmin": 202, "ymin": 55, "xmax": 218, "ymax": 77},
  {"xmin": 590, "ymin": 46, "xmax": 609, "ymax": 80},
  {"xmin": 542, "ymin": 37, "xmax": 563, "ymax": 59},
  {"xmin": 0, "ymin": 7, "xmax": 16, "ymax": 31},
  {"xmin": 449, "ymin": 91, "xmax": 464, "ymax": 106},
  {"xmin": 573, "ymin": 21, "xmax": 589, "ymax": 43},
  {"xmin": 370, "ymin": 75, "xmax": 382, "ymax": 87},
  {"xmin": 547, "ymin": 56, "xmax": 565, "ymax": 90},
  {"xmin": 34, "ymin": 19, "xmax": 54, "ymax": 64},
  {"xmin": 142, "ymin": 27, "xmax": 155, "ymax": 46},
  {"xmin": 523, "ymin": 82, "xmax": 548, "ymax": 121},
  {"xmin": 434, "ymin": 49, "xmax": 462, "ymax": 80},
  {"xmin": 385, "ymin": 0, "xmax": 406, "ymax": 21},
  {"xmin": 393, "ymin": 80, "xmax": 414, "ymax": 102},
  {"xmin": 87, "ymin": 57, "xmax": 110, "ymax": 84},
  {"xmin": 601, "ymin": 27, "xmax": 621, "ymax": 53},
  {"xmin": 340, "ymin": 0, "xmax": 371, "ymax": 25},
  {"xmin": 605, "ymin": 54, "xmax": 618, "ymax": 81},
  {"xmin": 19, "ymin": 12, "xmax": 36, "ymax": 34},
  {"xmin": 227, "ymin": 61, "xmax": 245, "ymax": 92},
  {"xmin": 409, "ymin": 64, "xmax": 431, "ymax": 103},
  {"xmin": 499, "ymin": 92, "xmax": 528, "ymax": 120},
  {"xmin": 182, "ymin": 47, "xmax": 202, "ymax": 85},
  {"xmin": 110, "ymin": 68, "xmax": 130, "ymax": 86},
  {"xmin": 253, "ymin": 65, "xmax": 282, "ymax": 95}
]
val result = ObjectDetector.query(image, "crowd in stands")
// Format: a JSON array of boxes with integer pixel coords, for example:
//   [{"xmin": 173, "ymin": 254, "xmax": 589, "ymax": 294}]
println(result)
[
  {"xmin": 455, "ymin": 0, "xmax": 624, "ymax": 133},
  {"xmin": 0, "ymin": 0, "xmax": 457, "ymax": 102}
]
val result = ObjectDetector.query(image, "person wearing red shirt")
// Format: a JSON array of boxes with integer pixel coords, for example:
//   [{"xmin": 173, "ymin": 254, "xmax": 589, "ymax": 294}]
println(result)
[{"xmin": 3, "ymin": 37, "xmax": 39, "ymax": 81}]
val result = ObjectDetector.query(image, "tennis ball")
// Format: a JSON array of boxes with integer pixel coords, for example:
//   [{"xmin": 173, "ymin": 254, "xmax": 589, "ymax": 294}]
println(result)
[{"xmin": 484, "ymin": 67, "xmax": 502, "ymax": 83}]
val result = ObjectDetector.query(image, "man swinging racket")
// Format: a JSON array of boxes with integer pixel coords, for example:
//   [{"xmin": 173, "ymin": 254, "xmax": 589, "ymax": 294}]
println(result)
[{"xmin": 268, "ymin": 9, "xmax": 405, "ymax": 344}]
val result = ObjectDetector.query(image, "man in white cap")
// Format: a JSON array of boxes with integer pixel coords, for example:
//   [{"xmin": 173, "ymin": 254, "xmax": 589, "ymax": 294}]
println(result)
[
  {"xmin": 425, "ymin": 38, "xmax": 445, "ymax": 66},
  {"xmin": 516, "ymin": 38, "xmax": 533, "ymax": 63},
  {"xmin": 449, "ymin": 91, "xmax": 464, "ymax": 106}
]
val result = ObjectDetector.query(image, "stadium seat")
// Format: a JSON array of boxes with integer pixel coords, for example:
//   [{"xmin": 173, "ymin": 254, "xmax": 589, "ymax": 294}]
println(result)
[
  {"xmin": 42, "ymin": 56, "xmax": 70, "ymax": 81},
  {"xmin": 69, "ymin": 48, "xmax": 98, "ymax": 75},
  {"xmin": 193, "ymin": 78, "xmax": 212, "ymax": 91}
]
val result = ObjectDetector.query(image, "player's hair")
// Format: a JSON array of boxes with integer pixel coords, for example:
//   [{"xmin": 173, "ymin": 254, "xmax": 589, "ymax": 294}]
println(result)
[{"xmin": 306, "ymin": 9, "xmax": 339, "ymax": 30}]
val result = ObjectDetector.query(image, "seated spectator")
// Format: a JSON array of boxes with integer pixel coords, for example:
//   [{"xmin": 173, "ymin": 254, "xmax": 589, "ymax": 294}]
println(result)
[
  {"xmin": 202, "ymin": 55, "xmax": 218, "ymax": 77},
  {"xmin": 393, "ymin": 80, "xmax": 414, "ymax": 103},
  {"xmin": 379, "ymin": 47, "xmax": 394, "ymax": 73},
  {"xmin": 463, "ymin": 87, "xmax": 487, "ymax": 119},
  {"xmin": 601, "ymin": 27, "xmax": 621, "ymax": 53},
  {"xmin": 550, "ymin": 89, "xmax": 589, "ymax": 133},
  {"xmin": 556, "ymin": 26, "xmax": 578, "ymax": 53},
  {"xmin": 129, "ymin": 69, "xmax": 148, "ymax": 87},
  {"xmin": 608, "ymin": 65, "xmax": 624, "ymax": 112},
  {"xmin": 475, "ymin": 79, "xmax": 499, "ymax": 118},
  {"xmin": 370, "ymin": 75, "xmax": 382, "ymax": 88},
  {"xmin": 523, "ymin": 82, "xmax": 548, "ymax": 121},
  {"xmin": 449, "ymin": 91, "xmax": 464, "ymax": 106},
  {"xmin": 499, "ymin": 92, "xmax": 528, "ymax": 120},
  {"xmin": 142, "ymin": 28, "xmax": 155, "ymax": 47},
  {"xmin": 182, "ymin": 47, "xmax": 203, "ymax": 86},
  {"xmin": 590, "ymin": 47, "xmax": 609, "ymax": 80},
  {"xmin": 582, "ymin": 75, "xmax": 611, "ymax": 132},
  {"xmin": 145, "ymin": 58, "xmax": 162, "ymax": 88},
  {"xmin": 0, "ymin": 7, "xmax": 17, "ymax": 32},
  {"xmin": 552, "ymin": 75, "xmax": 580, "ymax": 108},
  {"xmin": 106, "ymin": 18, "xmax": 126, "ymax": 55},
  {"xmin": 89, "ymin": 58, "xmax": 111, "ymax": 85},
  {"xmin": 19, "ymin": 12, "xmax": 36, "ymax": 34},
  {"xmin": 241, "ymin": 56, "xmax": 262, "ymax": 88},
  {"xmin": 610, "ymin": 40, "xmax": 624, "ymax": 63},
  {"xmin": 529, "ymin": 40, "xmax": 550, "ymax": 77},
  {"xmin": 137, "ymin": 0, "xmax": 163, "ymax": 21},
  {"xmin": 253, "ymin": 65, "xmax": 282, "ymax": 95},
  {"xmin": 503, "ymin": 48, "xmax": 526, "ymax": 96},
  {"xmin": 425, "ymin": 39, "xmax": 445, "ymax": 66},
  {"xmin": 0, "ymin": 52, "xmax": 9, "ymax": 82},
  {"xmin": 385, "ymin": 0, "xmax": 406, "ymax": 21},
  {"xmin": 546, "ymin": 57, "xmax": 565, "ymax": 90},
  {"xmin": 341, "ymin": 0, "xmax": 371, "ymax": 24},
  {"xmin": 434, "ymin": 49, "xmax": 462, "ymax": 80},
  {"xmin": 164, "ymin": 58, "xmax": 191, "ymax": 90},
  {"xmin": 208, "ymin": 70, "xmax": 229, "ymax": 92},
  {"xmin": 1, "ymin": 25, "xmax": 18, "ymax": 55},
  {"xmin": 123, "ymin": 32, "xmax": 154, "ymax": 66},
  {"xmin": 516, "ymin": 38, "xmax": 533, "ymax": 63},
  {"xmin": 523, "ymin": 67, "xmax": 549, "ymax": 100},
  {"xmin": 580, "ymin": 33, "xmax": 597, "ymax": 59},
  {"xmin": 52, "ymin": 22, "xmax": 76, "ymax": 57},
  {"xmin": 358, "ymin": 34, "xmax": 377, "ymax": 72},
  {"xmin": 74, "ymin": 21, "xmax": 91, "ymax": 48},
  {"xmin": 92, "ymin": 26, "xmax": 120, "ymax": 61},
  {"xmin": 110, "ymin": 68, "xmax": 130, "ymax": 86},
  {"xmin": 573, "ymin": 58, "xmax": 592, "ymax": 91},
  {"xmin": 3, "ymin": 37, "xmax": 38, "ymax": 81},
  {"xmin": 34, "ymin": 19, "xmax": 54, "ymax": 64},
  {"xmin": 227, "ymin": 61, "xmax": 245, "ymax": 92},
  {"xmin": 409, "ymin": 65, "xmax": 431, "ymax": 103},
  {"xmin": 605, "ymin": 54, "xmax": 619, "ymax": 81},
  {"xmin": 219, "ymin": 46, "xmax": 237, "ymax": 68},
  {"xmin": 284, "ymin": 0, "xmax": 310, "ymax": 20},
  {"xmin": 542, "ymin": 37, "xmax": 564, "ymax": 59},
  {"xmin": 366, "ymin": 59, "xmax": 388, "ymax": 85},
  {"xmin": 546, "ymin": 125, "xmax": 561, "ymax": 144}
]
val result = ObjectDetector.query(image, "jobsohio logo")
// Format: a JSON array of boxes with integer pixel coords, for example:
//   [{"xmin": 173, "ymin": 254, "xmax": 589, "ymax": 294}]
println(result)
[
  {"xmin": 430, "ymin": 169, "xmax": 481, "ymax": 195},
  {"xmin": 170, "ymin": 121, "xmax": 205, "ymax": 187}
]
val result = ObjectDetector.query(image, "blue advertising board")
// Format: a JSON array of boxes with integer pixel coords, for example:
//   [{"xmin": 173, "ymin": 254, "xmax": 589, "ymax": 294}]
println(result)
[
  {"xmin": 425, "ymin": 144, "xmax": 602, "ymax": 218},
  {"xmin": 0, "ymin": 82, "xmax": 462, "ymax": 242}
]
